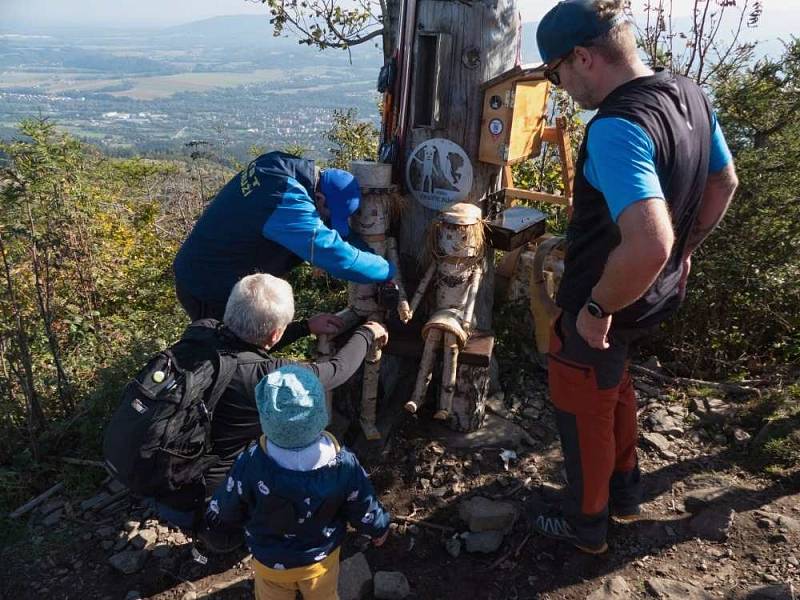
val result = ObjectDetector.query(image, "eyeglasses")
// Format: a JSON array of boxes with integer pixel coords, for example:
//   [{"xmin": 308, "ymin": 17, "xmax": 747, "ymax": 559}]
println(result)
[{"xmin": 544, "ymin": 50, "xmax": 575, "ymax": 86}]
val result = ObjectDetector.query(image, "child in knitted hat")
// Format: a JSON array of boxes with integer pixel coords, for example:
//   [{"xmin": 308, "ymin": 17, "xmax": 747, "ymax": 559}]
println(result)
[{"xmin": 206, "ymin": 364, "xmax": 390, "ymax": 599}]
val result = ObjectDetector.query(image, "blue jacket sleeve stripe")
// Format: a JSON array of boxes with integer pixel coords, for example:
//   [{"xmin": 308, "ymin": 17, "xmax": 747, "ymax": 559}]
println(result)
[{"xmin": 262, "ymin": 178, "xmax": 392, "ymax": 284}]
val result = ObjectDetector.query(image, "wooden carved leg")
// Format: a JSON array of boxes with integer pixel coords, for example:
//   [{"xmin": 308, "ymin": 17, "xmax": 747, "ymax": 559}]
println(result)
[
  {"xmin": 405, "ymin": 328, "xmax": 442, "ymax": 414},
  {"xmin": 360, "ymin": 344, "xmax": 382, "ymax": 441},
  {"xmin": 434, "ymin": 332, "xmax": 459, "ymax": 421},
  {"xmin": 317, "ymin": 334, "xmax": 334, "ymax": 422}
]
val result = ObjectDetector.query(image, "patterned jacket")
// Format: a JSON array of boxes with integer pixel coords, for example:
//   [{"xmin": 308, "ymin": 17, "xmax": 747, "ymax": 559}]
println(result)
[{"xmin": 206, "ymin": 433, "xmax": 390, "ymax": 569}]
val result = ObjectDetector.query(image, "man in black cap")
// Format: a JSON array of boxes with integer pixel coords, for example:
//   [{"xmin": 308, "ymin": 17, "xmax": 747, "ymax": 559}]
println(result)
[{"xmin": 532, "ymin": 0, "xmax": 738, "ymax": 553}]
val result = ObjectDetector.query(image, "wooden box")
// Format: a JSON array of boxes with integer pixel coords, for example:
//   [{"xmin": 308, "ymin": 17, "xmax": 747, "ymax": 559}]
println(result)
[
  {"xmin": 478, "ymin": 65, "xmax": 550, "ymax": 166},
  {"xmin": 485, "ymin": 206, "xmax": 547, "ymax": 251}
]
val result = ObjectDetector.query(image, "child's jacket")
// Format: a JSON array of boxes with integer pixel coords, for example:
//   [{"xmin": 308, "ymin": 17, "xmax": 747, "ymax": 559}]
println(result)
[{"xmin": 207, "ymin": 434, "xmax": 390, "ymax": 571}]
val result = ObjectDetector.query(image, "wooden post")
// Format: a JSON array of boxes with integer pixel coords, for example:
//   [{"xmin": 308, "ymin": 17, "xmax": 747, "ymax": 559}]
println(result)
[
  {"xmin": 397, "ymin": 0, "xmax": 520, "ymax": 332},
  {"xmin": 377, "ymin": 0, "xmax": 518, "ymax": 434}
]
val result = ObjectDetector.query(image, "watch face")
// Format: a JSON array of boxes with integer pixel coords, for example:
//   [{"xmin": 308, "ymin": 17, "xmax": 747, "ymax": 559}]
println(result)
[{"xmin": 587, "ymin": 301, "xmax": 603, "ymax": 318}]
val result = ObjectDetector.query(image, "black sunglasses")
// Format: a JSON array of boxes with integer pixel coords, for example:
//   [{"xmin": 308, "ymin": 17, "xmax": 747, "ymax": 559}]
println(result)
[{"xmin": 544, "ymin": 49, "xmax": 575, "ymax": 86}]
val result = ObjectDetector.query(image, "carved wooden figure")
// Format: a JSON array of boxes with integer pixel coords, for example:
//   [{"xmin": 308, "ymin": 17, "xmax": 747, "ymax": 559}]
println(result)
[
  {"xmin": 318, "ymin": 185, "xmax": 410, "ymax": 441},
  {"xmin": 404, "ymin": 203, "xmax": 485, "ymax": 421}
]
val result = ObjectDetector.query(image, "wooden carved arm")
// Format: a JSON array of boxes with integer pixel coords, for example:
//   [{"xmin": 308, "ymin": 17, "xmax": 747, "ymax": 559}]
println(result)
[{"xmin": 408, "ymin": 262, "xmax": 437, "ymax": 320}]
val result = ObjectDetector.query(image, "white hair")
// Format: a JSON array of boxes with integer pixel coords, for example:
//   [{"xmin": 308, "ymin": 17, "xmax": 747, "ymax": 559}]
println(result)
[{"xmin": 223, "ymin": 273, "xmax": 295, "ymax": 347}]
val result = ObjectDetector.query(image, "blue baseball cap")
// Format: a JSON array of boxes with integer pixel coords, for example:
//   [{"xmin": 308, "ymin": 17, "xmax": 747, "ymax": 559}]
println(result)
[
  {"xmin": 255, "ymin": 365, "xmax": 328, "ymax": 449},
  {"xmin": 319, "ymin": 168, "xmax": 361, "ymax": 238},
  {"xmin": 537, "ymin": 0, "xmax": 628, "ymax": 64}
]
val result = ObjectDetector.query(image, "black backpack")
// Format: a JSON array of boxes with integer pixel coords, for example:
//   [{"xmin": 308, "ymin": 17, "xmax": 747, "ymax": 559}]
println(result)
[{"xmin": 103, "ymin": 321, "xmax": 239, "ymax": 500}]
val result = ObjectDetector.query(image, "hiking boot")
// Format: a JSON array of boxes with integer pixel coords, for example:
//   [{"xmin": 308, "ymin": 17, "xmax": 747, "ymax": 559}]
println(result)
[
  {"xmin": 197, "ymin": 527, "xmax": 244, "ymax": 554},
  {"xmin": 530, "ymin": 512, "xmax": 608, "ymax": 554}
]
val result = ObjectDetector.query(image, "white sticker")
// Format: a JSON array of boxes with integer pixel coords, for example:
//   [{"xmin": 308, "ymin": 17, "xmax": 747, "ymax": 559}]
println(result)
[
  {"xmin": 406, "ymin": 138, "xmax": 473, "ymax": 211},
  {"xmin": 489, "ymin": 118, "xmax": 504, "ymax": 136}
]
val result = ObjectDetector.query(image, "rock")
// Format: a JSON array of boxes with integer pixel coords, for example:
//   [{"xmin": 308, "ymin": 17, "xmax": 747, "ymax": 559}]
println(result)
[
  {"xmin": 338, "ymin": 552, "xmax": 372, "ymax": 600},
  {"xmin": 39, "ymin": 499, "xmax": 65, "ymax": 516},
  {"xmin": 108, "ymin": 550, "xmax": 148, "ymax": 575},
  {"xmin": 459, "ymin": 496, "xmax": 518, "ymax": 533},
  {"xmin": 684, "ymin": 487, "xmax": 729, "ymax": 513},
  {"xmin": 645, "ymin": 577, "xmax": 715, "ymax": 599},
  {"xmin": 436, "ymin": 414, "xmax": 535, "ymax": 448},
  {"xmin": 97, "ymin": 526, "xmax": 116, "ymax": 538},
  {"xmin": 107, "ymin": 480, "xmax": 127, "ymax": 494},
  {"xmin": 80, "ymin": 492, "xmax": 110, "ymax": 512},
  {"xmin": 642, "ymin": 356, "xmax": 663, "ymax": 372},
  {"xmin": 182, "ymin": 592, "xmax": 198, "ymax": 600},
  {"xmin": 634, "ymin": 380, "xmax": 662, "ymax": 398},
  {"xmin": 122, "ymin": 520, "xmax": 139, "ymax": 533},
  {"xmin": 648, "ymin": 409, "xmax": 684, "ymax": 437},
  {"xmin": 113, "ymin": 535, "xmax": 129, "ymax": 552},
  {"xmin": 486, "ymin": 394, "xmax": 511, "ymax": 419},
  {"xmin": 41, "ymin": 509, "xmax": 63, "ymax": 527},
  {"xmin": 373, "ymin": 571, "xmax": 410, "ymax": 599},
  {"xmin": 729, "ymin": 584, "xmax": 795, "ymax": 599},
  {"xmin": 444, "ymin": 537, "xmax": 461, "ymax": 558},
  {"xmin": 754, "ymin": 511, "xmax": 800, "ymax": 534},
  {"xmin": 689, "ymin": 508, "xmax": 735, "ymax": 541},
  {"xmin": 691, "ymin": 397, "xmax": 737, "ymax": 424},
  {"xmin": 731, "ymin": 427, "xmax": 751, "ymax": 447},
  {"xmin": 465, "ymin": 531, "xmax": 504, "ymax": 553},
  {"xmin": 642, "ymin": 432, "xmax": 678, "ymax": 459},
  {"xmin": 130, "ymin": 528, "xmax": 158, "ymax": 549},
  {"xmin": 665, "ymin": 404, "xmax": 688, "ymax": 418},
  {"xmin": 522, "ymin": 407, "xmax": 539, "ymax": 420},
  {"xmin": 587, "ymin": 576, "xmax": 632, "ymax": 600}
]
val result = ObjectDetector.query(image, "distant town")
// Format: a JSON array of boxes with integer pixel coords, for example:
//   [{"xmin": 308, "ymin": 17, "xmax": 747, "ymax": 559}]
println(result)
[{"xmin": 0, "ymin": 16, "xmax": 389, "ymax": 162}]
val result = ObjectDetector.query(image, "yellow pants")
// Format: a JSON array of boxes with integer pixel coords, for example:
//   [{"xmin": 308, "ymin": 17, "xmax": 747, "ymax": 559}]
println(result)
[{"xmin": 253, "ymin": 556, "xmax": 340, "ymax": 600}]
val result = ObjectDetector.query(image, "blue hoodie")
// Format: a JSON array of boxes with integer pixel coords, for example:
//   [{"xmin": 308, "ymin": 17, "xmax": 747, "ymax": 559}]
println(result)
[
  {"xmin": 174, "ymin": 151, "xmax": 394, "ymax": 304},
  {"xmin": 206, "ymin": 435, "xmax": 390, "ymax": 570}
]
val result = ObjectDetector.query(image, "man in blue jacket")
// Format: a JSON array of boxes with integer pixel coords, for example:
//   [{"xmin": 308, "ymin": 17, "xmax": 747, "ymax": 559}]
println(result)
[{"xmin": 174, "ymin": 151, "xmax": 396, "ymax": 321}]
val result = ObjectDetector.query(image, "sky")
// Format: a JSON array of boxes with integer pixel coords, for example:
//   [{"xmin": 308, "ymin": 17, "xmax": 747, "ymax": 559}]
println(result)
[{"xmin": 1, "ymin": 0, "xmax": 797, "ymax": 33}]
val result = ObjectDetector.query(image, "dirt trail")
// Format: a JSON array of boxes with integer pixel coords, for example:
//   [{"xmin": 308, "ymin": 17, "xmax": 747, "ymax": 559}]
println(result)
[{"xmin": 4, "ymin": 367, "xmax": 798, "ymax": 600}]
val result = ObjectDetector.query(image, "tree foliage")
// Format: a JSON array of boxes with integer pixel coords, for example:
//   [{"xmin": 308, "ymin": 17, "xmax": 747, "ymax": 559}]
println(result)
[
  {"xmin": 260, "ymin": 0, "xmax": 386, "ymax": 51},
  {"xmin": 657, "ymin": 39, "xmax": 800, "ymax": 375},
  {"xmin": 324, "ymin": 108, "xmax": 379, "ymax": 169},
  {"xmin": 633, "ymin": 0, "xmax": 764, "ymax": 85},
  {"xmin": 0, "ymin": 119, "xmax": 194, "ymax": 462}
]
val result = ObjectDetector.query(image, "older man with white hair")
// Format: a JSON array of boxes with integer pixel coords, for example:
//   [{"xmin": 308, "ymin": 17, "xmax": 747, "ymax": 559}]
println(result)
[{"xmin": 156, "ymin": 272, "xmax": 387, "ymax": 544}]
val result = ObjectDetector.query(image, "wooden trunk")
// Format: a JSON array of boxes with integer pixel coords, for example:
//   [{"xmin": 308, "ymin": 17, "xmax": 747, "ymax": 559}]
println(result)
[
  {"xmin": 449, "ymin": 362, "xmax": 490, "ymax": 432},
  {"xmin": 397, "ymin": 0, "xmax": 520, "ymax": 332},
  {"xmin": 376, "ymin": 0, "xmax": 519, "ymax": 435}
]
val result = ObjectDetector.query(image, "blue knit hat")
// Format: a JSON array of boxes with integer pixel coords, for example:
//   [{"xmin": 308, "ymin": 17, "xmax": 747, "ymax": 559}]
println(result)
[
  {"xmin": 319, "ymin": 168, "xmax": 361, "ymax": 238},
  {"xmin": 255, "ymin": 365, "xmax": 328, "ymax": 449},
  {"xmin": 537, "ymin": 0, "xmax": 628, "ymax": 63}
]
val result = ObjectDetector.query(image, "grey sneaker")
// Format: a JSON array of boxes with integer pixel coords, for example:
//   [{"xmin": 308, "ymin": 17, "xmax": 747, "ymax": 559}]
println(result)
[{"xmin": 531, "ymin": 512, "xmax": 608, "ymax": 554}]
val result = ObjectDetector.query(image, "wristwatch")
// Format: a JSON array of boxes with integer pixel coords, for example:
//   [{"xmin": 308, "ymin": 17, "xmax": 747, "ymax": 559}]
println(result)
[{"xmin": 585, "ymin": 298, "xmax": 611, "ymax": 319}]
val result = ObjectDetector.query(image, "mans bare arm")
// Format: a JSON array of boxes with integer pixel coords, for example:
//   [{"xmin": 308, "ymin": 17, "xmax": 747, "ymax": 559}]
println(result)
[
  {"xmin": 684, "ymin": 163, "xmax": 738, "ymax": 256},
  {"xmin": 577, "ymin": 199, "xmax": 674, "ymax": 349}
]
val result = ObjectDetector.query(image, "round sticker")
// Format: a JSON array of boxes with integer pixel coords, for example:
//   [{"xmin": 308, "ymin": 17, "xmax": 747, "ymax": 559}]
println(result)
[
  {"xmin": 489, "ymin": 95, "xmax": 503, "ymax": 109},
  {"xmin": 406, "ymin": 138, "xmax": 473, "ymax": 211},
  {"xmin": 489, "ymin": 118, "xmax": 504, "ymax": 136}
]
